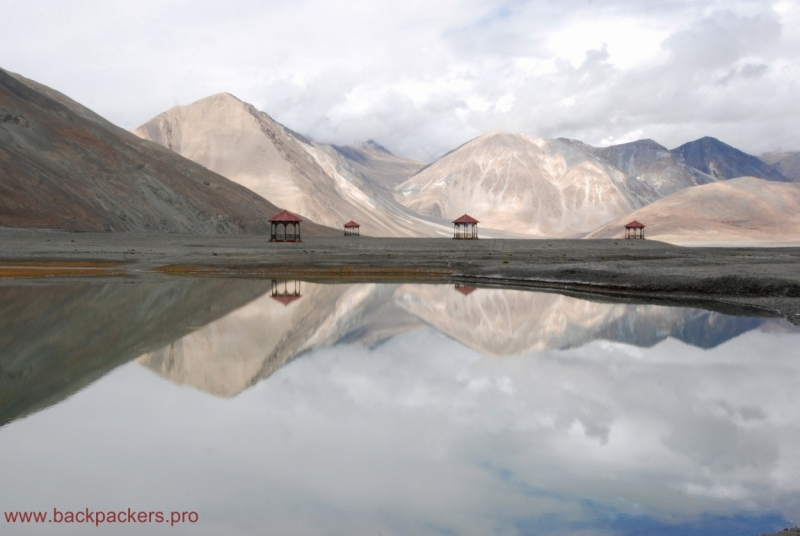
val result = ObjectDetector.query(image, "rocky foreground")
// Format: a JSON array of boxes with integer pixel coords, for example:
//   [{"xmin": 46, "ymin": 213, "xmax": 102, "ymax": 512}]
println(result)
[{"xmin": 1, "ymin": 229, "xmax": 798, "ymax": 324}]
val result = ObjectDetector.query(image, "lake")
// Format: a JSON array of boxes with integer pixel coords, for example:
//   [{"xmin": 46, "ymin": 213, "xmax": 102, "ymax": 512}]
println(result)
[{"xmin": 1, "ymin": 279, "xmax": 799, "ymax": 535}]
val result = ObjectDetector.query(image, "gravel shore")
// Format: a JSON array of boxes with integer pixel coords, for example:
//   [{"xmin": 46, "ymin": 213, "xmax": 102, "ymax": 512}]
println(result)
[{"xmin": 1, "ymin": 228, "xmax": 799, "ymax": 323}]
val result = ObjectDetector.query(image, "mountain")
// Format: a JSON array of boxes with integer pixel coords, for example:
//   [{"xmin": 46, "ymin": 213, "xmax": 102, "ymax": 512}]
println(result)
[
  {"xmin": 331, "ymin": 140, "xmax": 423, "ymax": 190},
  {"xmin": 0, "ymin": 68, "xmax": 335, "ymax": 234},
  {"xmin": 134, "ymin": 94, "xmax": 459, "ymax": 237},
  {"xmin": 586, "ymin": 177, "xmax": 800, "ymax": 244},
  {"xmin": 132, "ymin": 91, "xmax": 793, "ymax": 239},
  {"xmin": 394, "ymin": 133, "xmax": 652, "ymax": 238},
  {"xmin": 590, "ymin": 139, "xmax": 712, "ymax": 199},
  {"xmin": 761, "ymin": 151, "xmax": 800, "ymax": 182},
  {"xmin": 394, "ymin": 132, "xmax": 795, "ymax": 238},
  {"xmin": 671, "ymin": 137, "xmax": 791, "ymax": 183}
]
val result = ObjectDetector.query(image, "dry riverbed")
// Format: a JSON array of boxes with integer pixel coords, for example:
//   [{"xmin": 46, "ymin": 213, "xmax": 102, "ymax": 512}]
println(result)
[{"xmin": 1, "ymin": 228, "xmax": 799, "ymax": 323}]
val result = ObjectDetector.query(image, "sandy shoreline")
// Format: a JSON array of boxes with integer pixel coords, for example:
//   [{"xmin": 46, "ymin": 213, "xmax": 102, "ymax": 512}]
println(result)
[{"xmin": 1, "ymin": 228, "xmax": 799, "ymax": 323}]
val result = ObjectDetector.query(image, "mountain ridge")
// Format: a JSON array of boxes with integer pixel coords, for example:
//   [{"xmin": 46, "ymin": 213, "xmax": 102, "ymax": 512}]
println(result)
[
  {"xmin": 395, "ymin": 132, "xmax": 654, "ymax": 237},
  {"xmin": 135, "ymin": 93, "xmax": 499, "ymax": 237},
  {"xmin": 0, "ymin": 70, "xmax": 336, "ymax": 234},
  {"xmin": 671, "ymin": 136, "xmax": 791, "ymax": 183},
  {"xmin": 761, "ymin": 151, "xmax": 800, "ymax": 182}
]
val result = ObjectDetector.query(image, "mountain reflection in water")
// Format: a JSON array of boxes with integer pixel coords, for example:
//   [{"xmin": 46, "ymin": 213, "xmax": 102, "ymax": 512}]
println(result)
[
  {"xmin": 1, "ymin": 280, "xmax": 799, "ymax": 536},
  {"xmin": 139, "ymin": 281, "xmax": 770, "ymax": 397}
]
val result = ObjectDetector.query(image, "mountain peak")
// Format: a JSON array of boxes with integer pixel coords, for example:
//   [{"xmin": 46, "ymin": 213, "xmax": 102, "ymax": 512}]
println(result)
[
  {"xmin": 204, "ymin": 92, "xmax": 243, "ymax": 103},
  {"xmin": 362, "ymin": 139, "xmax": 392, "ymax": 155},
  {"xmin": 671, "ymin": 137, "xmax": 789, "ymax": 182}
]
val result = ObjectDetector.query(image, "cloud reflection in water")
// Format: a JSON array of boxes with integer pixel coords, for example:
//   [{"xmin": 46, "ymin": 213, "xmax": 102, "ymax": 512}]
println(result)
[{"xmin": 1, "ymin": 283, "xmax": 799, "ymax": 535}]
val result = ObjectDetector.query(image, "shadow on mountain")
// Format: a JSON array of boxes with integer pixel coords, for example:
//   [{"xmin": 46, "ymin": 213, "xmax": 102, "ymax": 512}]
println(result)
[{"xmin": 0, "ymin": 278, "xmax": 271, "ymax": 427}]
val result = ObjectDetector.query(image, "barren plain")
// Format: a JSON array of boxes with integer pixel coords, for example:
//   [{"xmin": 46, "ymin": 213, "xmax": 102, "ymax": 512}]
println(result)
[{"xmin": 1, "ymin": 228, "xmax": 798, "ymax": 324}]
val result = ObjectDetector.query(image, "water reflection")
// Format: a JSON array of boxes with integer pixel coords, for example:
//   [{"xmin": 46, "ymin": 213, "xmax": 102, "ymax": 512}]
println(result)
[
  {"xmin": 1, "ymin": 281, "xmax": 799, "ymax": 535},
  {"xmin": 398, "ymin": 284, "xmax": 765, "ymax": 355},
  {"xmin": 0, "ymin": 279, "xmax": 270, "ymax": 426},
  {"xmin": 270, "ymin": 279, "xmax": 302, "ymax": 306},
  {"xmin": 137, "ymin": 282, "xmax": 773, "ymax": 396}
]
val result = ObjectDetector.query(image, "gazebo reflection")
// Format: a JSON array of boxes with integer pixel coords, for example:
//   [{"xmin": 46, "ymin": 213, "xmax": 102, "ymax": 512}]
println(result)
[
  {"xmin": 454, "ymin": 283, "xmax": 476, "ymax": 296},
  {"xmin": 271, "ymin": 280, "xmax": 302, "ymax": 306}
]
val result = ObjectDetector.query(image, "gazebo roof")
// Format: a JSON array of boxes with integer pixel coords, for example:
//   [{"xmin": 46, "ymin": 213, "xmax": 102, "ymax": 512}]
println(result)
[
  {"xmin": 453, "ymin": 214, "xmax": 479, "ymax": 224},
  {"xmin": 269, "ymin": 210, "xmax": 303, "ymax": 223},
  {"xmin": 624, "ymin": 220, "xmax": 645, "ymax": 229},
  {"xmin": 343, "ymin": 220, "xmax": 360, "ymax": 228}
]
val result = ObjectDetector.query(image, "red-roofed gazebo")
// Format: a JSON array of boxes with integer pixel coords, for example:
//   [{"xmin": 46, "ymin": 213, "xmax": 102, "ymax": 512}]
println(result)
[
  {"xmin": 271, "ymin": 280, "xmax": 302, "ymax": 306},
  {"xmin": 624, "ymin": 220, "xmax": 645, "ymax": 239},
  {"xmin": 343, "ymin": 220, "xmax": 361, "ymax": 237},
  {"xmin": 454, "ymin": 284, "xmax": 476, "ymax": 296},
  {"xmin": 453, "ymin": 214, "xmax": 479, "ymax": 240},
  {"xmin": 269, "ymin": 210, "xmax": 302, "ymax": 242}
]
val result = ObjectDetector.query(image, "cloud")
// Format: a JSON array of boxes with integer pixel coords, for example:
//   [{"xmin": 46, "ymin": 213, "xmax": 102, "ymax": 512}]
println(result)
[
  {"xmin": 3, "ymin": 325, "xmax": 800, "ymax": 535},
  {"xmin": 1, "ymin": 0, "xmax": 798, "ymax": 160}
]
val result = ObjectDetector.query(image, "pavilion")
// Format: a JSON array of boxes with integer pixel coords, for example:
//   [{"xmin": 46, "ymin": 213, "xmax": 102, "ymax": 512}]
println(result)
[
  {"xmin": 343, "ymin": 221, "xmax": 361, "ymax": 236},
  {"xmin": 271, "ymin": 280, "xmax": 302, "ymax": 306},
  {"xmin": 624, "ymin": 220, "xmax": 645, "ymax": 239},
  {"xmin": 269, "ymin": 210, "xmax": 302, "ymax": 242},
  {"xmin": 453, "ymin": 214, "xmax": 479, "ymax": 240},
  {"xmin": 454, "ymin": 284, "xmax": 476, "ymax": 296}
]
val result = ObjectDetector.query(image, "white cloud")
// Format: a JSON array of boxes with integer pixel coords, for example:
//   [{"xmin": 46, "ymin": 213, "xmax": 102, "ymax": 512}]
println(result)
[{"xmin": 1, "ymin": 0, "xmax": 798, "ymax": 161}]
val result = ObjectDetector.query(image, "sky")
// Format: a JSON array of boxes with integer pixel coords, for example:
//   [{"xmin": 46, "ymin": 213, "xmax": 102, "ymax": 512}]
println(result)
[{"xmin": 1, "ymin": 0, "xmax": 799, "ymax": 161}]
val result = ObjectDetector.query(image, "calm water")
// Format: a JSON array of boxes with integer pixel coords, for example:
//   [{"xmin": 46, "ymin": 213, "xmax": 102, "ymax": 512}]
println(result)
[{"xmin": 1, "ymin": 279, "xmax": 799, "ymax": 535}]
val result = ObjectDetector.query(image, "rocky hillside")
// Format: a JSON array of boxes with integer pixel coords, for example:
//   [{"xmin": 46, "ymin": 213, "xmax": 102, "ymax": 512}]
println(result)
[
  {"xmin": 394, "ymin": 132, "xmax": 795, "ymax": 238},
  {"xmin": 671, "ymin": 137, "xmax": 791, "ymax": 182},
  {"xmin": 586, "ymin": 177, "xmax": 800, "ymax": 244},
  {"xmin": 395, "ymin": 133, "xmax": 651, "ymax": 237},
  {"xmin": 134, "ymin": 94, "xmax": 459, "ymax": 237},
  {"xmin": 0, "ymin": 68, "xmax": 335, "ymax": 234},
  {"xmin": 590, "ymin": 139, "xmax": 712, "ymax": 200},
  {"xmin": 761, "ymin": 151, "xmax": 800, "ymax": 181},
  {"xmin": 330, "ymin": 140, "xmax": 423, "ymax": 190},
  {"xmin": 131, "ymin": 87, "xmax": 797, "ymax": 240}
]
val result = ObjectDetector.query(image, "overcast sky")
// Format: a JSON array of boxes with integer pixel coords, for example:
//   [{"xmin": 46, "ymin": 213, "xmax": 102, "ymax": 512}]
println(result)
[{"xmin": 1, "ymin": 0, "xmax": 798, "ymax": 161}]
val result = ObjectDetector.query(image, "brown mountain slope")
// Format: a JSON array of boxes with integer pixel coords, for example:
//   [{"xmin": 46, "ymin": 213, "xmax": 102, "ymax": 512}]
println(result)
[
  {"xmin": 586, "ymin": 177, "xmax": 800, "ymax": 245},
  {"xmin": 761, "ymin": 151, "xmax": 800, "ymax": 182},
  {"xmin": 0, "ymin": 68, "xmax": 335, "ymax": 234}
]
